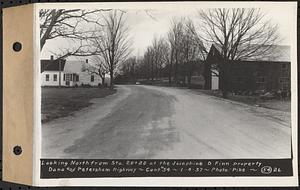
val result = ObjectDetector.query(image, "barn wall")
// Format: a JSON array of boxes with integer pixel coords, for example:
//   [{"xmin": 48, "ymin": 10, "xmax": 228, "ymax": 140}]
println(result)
[{"xmin": 228, "ymin": 61, "xmax": 291, "ymax": 92}]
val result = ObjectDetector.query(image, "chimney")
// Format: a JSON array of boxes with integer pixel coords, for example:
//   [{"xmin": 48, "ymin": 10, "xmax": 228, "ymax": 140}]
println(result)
[
  {"xmin": 50, "ymin": 55, "xmax": 54, "ymax": 60},
  {"xmin": 86, "ymin": 59, "xmax": 88, "ymax": 64}
]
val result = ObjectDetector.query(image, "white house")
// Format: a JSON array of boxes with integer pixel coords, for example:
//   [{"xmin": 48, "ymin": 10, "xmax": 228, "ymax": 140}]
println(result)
[{"xmin": 41, "ymin": 57, "xmax": 110, "ymax": 87}]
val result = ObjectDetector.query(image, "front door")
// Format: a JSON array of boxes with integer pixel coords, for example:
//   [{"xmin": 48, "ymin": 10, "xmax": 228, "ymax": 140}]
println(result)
[
  {"xmin": 65, "ymin": 74, "xmax": 71, "ymax": 86},
  {"xmin": 211, "ymin": 69, "xmax": 219, "ymax": 90}
]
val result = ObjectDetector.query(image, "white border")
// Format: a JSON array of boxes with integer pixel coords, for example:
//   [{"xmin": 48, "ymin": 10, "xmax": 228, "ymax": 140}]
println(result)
[
  {"xmin": 33, "ymin": 2, "xmax": 42, "ymax": 186},
  {"xmin": 33, "ymin": 1, "xmax": 298, "ymax": 187}
]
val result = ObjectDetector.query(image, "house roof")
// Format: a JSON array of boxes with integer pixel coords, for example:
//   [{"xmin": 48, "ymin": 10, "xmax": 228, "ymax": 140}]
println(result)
[
  {"xmin": 41, "ymin": 59, "xmax": 66, "ymax": 73},
  {"xmin": 64, "ymin": 60, "xmax": 88, "ymax": 73},
  {"xmin": 211, "ymin": 44, "xmax": 290, "ymax": 62}
]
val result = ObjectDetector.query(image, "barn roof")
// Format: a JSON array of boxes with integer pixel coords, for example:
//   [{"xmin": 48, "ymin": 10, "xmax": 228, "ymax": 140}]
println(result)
[
  {"xmin": 40, "ymin": 59, "xmax": 66, "ymax": 73},
  {"xmin": 211, "ymin": 44, "xmax": 290, "ymax": 62}
]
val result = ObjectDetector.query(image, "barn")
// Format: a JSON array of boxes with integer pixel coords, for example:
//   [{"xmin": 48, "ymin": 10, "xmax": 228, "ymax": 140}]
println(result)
[{"xmin": 204, "ymin": 44, "xmax": 291, "ymax": 93}]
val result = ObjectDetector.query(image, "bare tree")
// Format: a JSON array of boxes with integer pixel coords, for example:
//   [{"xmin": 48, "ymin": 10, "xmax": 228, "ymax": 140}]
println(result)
[
  {"xmin": 40, "ymin": 9, "xmax": 111, "ymax": 58},
  {"xmin": 139, "ymin": 36, "xmax": 170, "ymax": 83},
  {"xmin": 195, "ymin": 8, "xmax": 280, "ymax": 98},
  {"xmin": 119, "ymin": 57, "xmax": 137, "ymax": 83},
  {"xmin": 92, "ymin": 10, "xmax": 132, "ymax": 88},
  {"xmin": 181, "ymin": 19, "xmax": 206, "ymax": 86},
  {"xmin": 158, "ymin": 38, "xmax": 171, "ymax": 80},
  {"xmin": 167, "ymin": 18, "xmax": 185, "ymax": 84},
  {"xmin": 150, "ymin": 36, "xmax": 170, "ymax": 80},
  {"xmin": 143, "ymin": 46, "xmax": 155, "ymax": 81},
  {"xmin": 151, "ymin": 37, "xmax": 160, "ymax": 80},
  {"xmin": 167, "ymin": 18, "xmax": 206, "ymax": 86}
]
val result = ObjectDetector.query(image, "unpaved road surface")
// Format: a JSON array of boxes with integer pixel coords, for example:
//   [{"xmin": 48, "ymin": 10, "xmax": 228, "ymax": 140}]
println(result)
[{"xmin": 42, "ymin": 85, "xmax": 291, "ymax": 159}]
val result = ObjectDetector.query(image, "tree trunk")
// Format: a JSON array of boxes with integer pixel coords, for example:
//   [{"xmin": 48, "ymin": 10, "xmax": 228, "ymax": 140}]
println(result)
[
  {"xmin": 187, "ymin": 75, "xmax": 192, "ymax": 87},
  {"xmin": 183, "ymin": 63, "xmax": 187, "ymax": 86},
  {"xmin": 168, "ymin": 64, "xmax": 172, "ymax": 84},
  {"xmin": 101, "ymin": 76, "xmax": 105, "ymax": 87},
  {"xmin": 151, "ymin": 62, "xmax": 154, "ymax": 82},
  {"xmin": 168, "ymin": 50, "xmax": 174, "ymax": 84},
  {"xmin": 220, "ymin": 61, "xmax": 229, "ymax": 98},
  {"xmin": 146, "ymin": 62, "xmax": 150, "ymax": 81},
  {"xmin": 203, "ymin": 60, "xmax": 211, "ymax": 90},
  {"xmin": 222, "ymin": 85, "xmax": 228, "ymax": 98},
  {"xmin": 174, "ymin": 51, "xmax": 178, "ymax": 85},
  {"xmin": 187, "ymin": 64, "xmax": 192, "ymax": 87},
  {"xmin": 155, "ymin": 59, "xmax": 158, "ymax": 80},
  {"xmin": 109, "ymin": 70, "xmax": 114, "ymax": 89}
]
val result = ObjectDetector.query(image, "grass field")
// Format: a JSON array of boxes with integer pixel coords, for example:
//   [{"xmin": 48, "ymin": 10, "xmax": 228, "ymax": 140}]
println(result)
[{"xmin": 42, "ymin": 87, "xmax": 116, "ymax": 123}]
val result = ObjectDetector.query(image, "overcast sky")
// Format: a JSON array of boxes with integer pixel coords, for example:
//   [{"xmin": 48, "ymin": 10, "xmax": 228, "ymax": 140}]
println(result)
[{"xmin": 40, "ymin": 4, "xmax": 295, "ymax": 62}]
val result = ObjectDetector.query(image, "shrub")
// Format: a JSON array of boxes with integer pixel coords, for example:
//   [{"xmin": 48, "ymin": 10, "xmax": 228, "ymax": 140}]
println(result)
[{"xmin": 81, "ymin": 83, "xmax": 92, "ymax": 88}]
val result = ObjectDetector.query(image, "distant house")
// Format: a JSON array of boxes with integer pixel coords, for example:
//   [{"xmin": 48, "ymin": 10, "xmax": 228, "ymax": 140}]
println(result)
[
  {"xmin": 41, "ymin": 56, "xmax": 109, "ymax": 87},
  {"xmin": 205, "ymin": 44, "xmax": 291, "ymax": 92}
]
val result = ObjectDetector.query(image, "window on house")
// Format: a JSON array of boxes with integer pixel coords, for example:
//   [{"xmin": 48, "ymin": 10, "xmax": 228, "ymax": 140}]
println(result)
[
  {"xmin": 76, "ymin": 75, "xmax": 79, "ymax": 82},
  {"xmin": 46, "ymin": 74, "xmax": 49, "ymax": 81},
  {"xmin": 91, "ymin": 75, "xmax": 94, "ymax": 82},
  {"xmin": 65, "ymin": 74, "xmax": 70, "ymax": 81},
  {"xmin": 63, "ymin": 74, "xmax": 66, "ymax": 81},
  {"xmin": 53, "ymin": 74, "xmax": 57, "ymax": 81},
  {"xmin": 70, "ymin": 74, "xmax": 73, "ymax": 81}
]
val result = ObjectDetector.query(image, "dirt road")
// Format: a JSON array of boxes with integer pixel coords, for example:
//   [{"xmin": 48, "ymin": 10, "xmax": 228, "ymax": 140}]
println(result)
[{"xmin": 42, "ymin": 85, "xmax": 291, "ymax": 159}]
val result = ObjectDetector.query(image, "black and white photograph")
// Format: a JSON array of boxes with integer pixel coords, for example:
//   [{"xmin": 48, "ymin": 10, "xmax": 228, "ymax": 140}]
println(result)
[{"xmin": 39, "ymin": 2, "xmax": 295, "ymax": 163}]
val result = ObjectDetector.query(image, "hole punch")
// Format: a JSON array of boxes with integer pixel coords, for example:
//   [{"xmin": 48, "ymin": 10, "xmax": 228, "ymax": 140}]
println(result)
[
  {"xmin": 13, "ymin": 146, "xmax": 22, "ymax": 155},
  {"xmin": 12, "ymin": 42, "xmax": 22, "ymax": 52}
]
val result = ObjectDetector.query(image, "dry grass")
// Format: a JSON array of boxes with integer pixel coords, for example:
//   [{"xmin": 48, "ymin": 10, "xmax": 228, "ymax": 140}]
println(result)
[
  {"xmin": 42, "ymin": 87, "xmax": 116, "ymax": 123},
  {"xmin": 197, "ymin": 90, "xmax": 291, "ymax": 112}
]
